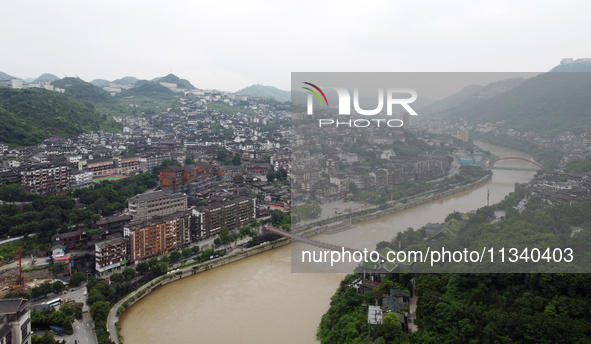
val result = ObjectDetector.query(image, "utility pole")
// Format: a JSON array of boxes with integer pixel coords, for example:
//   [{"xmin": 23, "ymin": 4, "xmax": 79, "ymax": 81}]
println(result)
[{"xmin": 487, "ymin": 189, "xmax": 490, "ymax": 207}]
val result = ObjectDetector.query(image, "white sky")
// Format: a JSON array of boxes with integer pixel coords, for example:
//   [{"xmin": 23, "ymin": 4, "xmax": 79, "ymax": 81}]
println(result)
[{"xmin": 1, "ymin": 0, "xmax": 590, "ymax": 93}]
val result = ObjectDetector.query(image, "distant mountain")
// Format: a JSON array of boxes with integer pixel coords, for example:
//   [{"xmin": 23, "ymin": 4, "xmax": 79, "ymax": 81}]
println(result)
[
  {"xmin": 416, "ymin": 84, "xmax": 484, "ymax": 117},
  {"xmin": 156, "ymin": 74, "xmax": 195, "ymax": 90},
  {"xmin": 0, "ymin": 72, "xmax": 18, "ymax": 81},
  {"xmin": 90, "ymin": 79, "xmax": 111, "ymax": 87},
  {"xmin": 0, "ymin": 88, "xmax": 112, "ymax": 146},
  {"xmin": 112, "ymin": 76, "xmax": 139, "ymax": 85},
  {"xmin": 119, "ymin": 80, "xmax": 175, "ymax": 100},
  {"xmin": 24, "ymin": 78, "xmax": 35, "ymax": 83},
  {"xmin": 32, "ymin": 73, "xmax": 59, "ymax": 83},
  {"xmin": 236, "ymin": 84, "xmax": 290, "ymax": 102},
  {"xmin": 446, "ymin": 73, "xmax": 591, "ymax": 135},
  {"xmin": 550, "ymin": 59, "xmax": 591, "ymax": 72},
  {"xmin": 51, "ymin": 77, "xmax": 114, "ymax": 103}
]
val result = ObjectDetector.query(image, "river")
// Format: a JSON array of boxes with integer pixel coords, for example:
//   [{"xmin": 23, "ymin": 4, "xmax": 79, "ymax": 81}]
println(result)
[{"xmin": 120, "ymin": 142, "xmax": 537, "ymax": 344}]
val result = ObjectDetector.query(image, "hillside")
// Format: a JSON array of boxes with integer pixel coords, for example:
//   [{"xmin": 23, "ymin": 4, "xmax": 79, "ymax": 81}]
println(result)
[
  {"xmin": 51, "ymin": 77, "xmax": 114, "ymax": 103},
  {"xmin": 32, "ymin": 73, "xmax": 59, "ymax": 83},
  {"xmin": 0, "ymin": 88, "xmax": 112, "ymax": 146},
  {"xmin": 112, "ymin": 76, "xmax": 139, "ymax": 85},
  {"xmin": 118, "ymin": 80, "xmax": 175, "ymax": 100},
  {"xmin": 236, "ymin": 84, "xmax": 290, "ymax": 102},
  {"xmin": 416, "ymin": 84, "xmax": 483, "ymax": 117},
  {"xmin": 90, "ymin": 79, "xmax": 111, "ymax": 87},
  {"xmin": 448, "ymin": 73, "xmax": 591, "ymax": 135},
  {"xmin": 0, "ymin": 72, "xmax": 18, "ymax": 80},
  {"xmin": 156, "ymin": 74, "xmax": 195, "ymax": 90}
]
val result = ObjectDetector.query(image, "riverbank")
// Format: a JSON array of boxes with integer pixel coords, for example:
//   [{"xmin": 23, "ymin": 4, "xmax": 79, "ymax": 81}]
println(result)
[
  {"xmin": 297, "ymin": 173, "xmax": 492, "ymax": 238},
  {"xmin": 112, "ymin": 174, "xmax": 492, "ymax": 344},
  {"xmin": 107, "ymin": 238, "xmax": 291, "ymax": 344}
]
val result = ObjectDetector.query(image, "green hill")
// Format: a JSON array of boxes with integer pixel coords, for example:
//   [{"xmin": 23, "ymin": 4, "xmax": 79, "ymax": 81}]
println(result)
[
  {"xmin": 0, "ymin": 72, "xmax": 19, "ymax": 80},
  {"xmin": 51, "ymin": 77, "xmax": 114, "ymax": 103},
  {"xmin": 236, "ymin": 84, "xmax": 290, "ymax": 102},
  {"xmin": 90, "ymin": 79, "xmax": 111, "ymax": 87},
  {"xmin": 32, "ymin": 73, "xmax": 59, "ymax": 83},
  {"xmin": 119, "ymin": 80, "xmax": 175, "ymax": 100},
  {"xmin": 550, "ymin": 61, "xmax": 591, "ymax": 72},
  {"xmin": 448, "ymin": 73, "xmax": 591, "ymax": 135},
  {"xmin": 156, "ymin": 74, "xmax": 195, "ymax": 90},
  {"xmin": 112, "ymin": 76, "xmax": 139, "ymax": 85},
  {"xmin": 0, "ymin": 88, "xmax": 114, "ymax": 146}
]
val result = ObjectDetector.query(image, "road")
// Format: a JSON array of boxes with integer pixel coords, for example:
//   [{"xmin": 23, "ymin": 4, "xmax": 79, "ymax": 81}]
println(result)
[
  {"xmin": 29, "ymin": 285, "xmax": 97, "ymax": 344},
  {"xmin": 0, "ymin": 256, "xmax": 50, "ymax": 272}
]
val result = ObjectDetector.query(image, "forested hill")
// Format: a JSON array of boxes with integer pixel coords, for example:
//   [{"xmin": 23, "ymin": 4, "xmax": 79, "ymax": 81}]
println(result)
[
  {"xmin": 447, "ymin": 73, "xmax": 591, "ymax": 135},
  {"xmin": 154, "ymin": 73, "xmax": 195, "ymax": 90},
  {"xmin": 236, "ymin": 84, "xmax": 290, "ymax": 102},
  {"xmin": 0, "ymin": 88, "xmax": 112, "ymax": 146},
  {"xmin": 51, "ymin": 77, "xmax": 114, "ymax": 103},
  {"xmin": 118, "ymin": 80, "xmax": 175, "ymax": 100}
]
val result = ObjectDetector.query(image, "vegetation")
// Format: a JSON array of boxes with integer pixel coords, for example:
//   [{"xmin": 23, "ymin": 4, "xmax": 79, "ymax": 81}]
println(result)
[
  {"xmin": 472, "ymin": 131, "xmax": 562, "ymax": 169},
  {"xmin": 156, "ymin": 73, "xmax": 195, "ymax": 90},
  {"xmin": 565, "ymin": 153, "xmax": 591, "ymax": 173},
  {"xmin": 0, "ymin": 88, "xmax": 119, "ymax": 146},
  {"xmin": 118, "ymin": 80, "xmax": 175, "ymax": 101},
  {"xmin": 51, "ymin": 77, "xmax": 114, "ymax": 103},
  {"xmin": 235, "ymin": 84, "xmax": 290, "ymax": 102}
]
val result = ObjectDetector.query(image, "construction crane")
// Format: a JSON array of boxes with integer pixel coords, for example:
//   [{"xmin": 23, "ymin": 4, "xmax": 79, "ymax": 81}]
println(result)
[{"xmin": 12, "ymin": 246, "xmax": 24, "ymax": 291}]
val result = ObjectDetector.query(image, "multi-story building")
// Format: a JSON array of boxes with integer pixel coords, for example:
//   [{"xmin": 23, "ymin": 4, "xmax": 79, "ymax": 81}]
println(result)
[
  {"xmin": 69, "ymin": 170, "xmax": 93, "ymax": 189},
  {"xmin": 95, "ymin": 237, "xmax": 128, "ymax": 275},
  {"xmin": 0, "ymin": 298, "xmax": 31, "ymax": 344},
  {"xmin": 18, "ymin": 163, "xmax": 70, "ymax": 194},
  {"xmin": 96, "ymin": 215, "xmax": 133, "ymax": 234},
  {"xmin": 456, "ymin": 131, "xmax": 469, "ymax": 142},
  {"xmin": 127, "ymin": 191, "xmax": 188, "ymax": 221},
  {"xmin": 159, "ymin": 165, "xmax": 199, "ymax": 194},
  {"xmin": 140, "ymin": 152, "xmax": 171, "ymax": 173},
  {"xmin": 115, "ymin": 154, "xmax": 141, "ymax": 175},
  {"xmin": 124, "ymin": 211, "xmax": 193, "ymax": 262},
  {"xmin": 78, "ymin": 158, "xmax": 115, "ymax": 177},
  {"xmin": 241, "ymin": 159, "xmax": 270, "ymax": 176},
  {"xmin": 193, "ymin": 195, "xmax": 256, "ymax": 238},
  {"xmin": 0, "ymin": 170, "xmax": 20, "ymax": 185}
]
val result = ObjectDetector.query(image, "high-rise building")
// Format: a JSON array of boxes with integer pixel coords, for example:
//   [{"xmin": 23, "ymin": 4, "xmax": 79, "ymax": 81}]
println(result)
[
  {"xmin": 127, "ymin": 191, "xmax": 188, "ymax": 221},
  {"xmin": 124, "ymin": 211, "xmax": 193, "ymax": 262},
  {"xmin": 400, "ymin": 112, "xmax": 411, "ymax": 127},
  {"xmin": 456, "ymin": 131, "xmax": 469, "ymax": 142}
]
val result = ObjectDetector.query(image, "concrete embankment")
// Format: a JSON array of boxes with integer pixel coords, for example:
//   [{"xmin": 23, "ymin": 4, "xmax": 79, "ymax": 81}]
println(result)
[
  {"xmin": 297, "ymin": 174, "xmax": 492, "ymax": 237},
  {"xmin": 107, "ymin": 238, "xmax": 290, "ymax": 344}
]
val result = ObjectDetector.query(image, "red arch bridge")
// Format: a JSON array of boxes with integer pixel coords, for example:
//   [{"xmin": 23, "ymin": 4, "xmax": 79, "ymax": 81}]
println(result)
[{"xmin": 482, "ymin": 157, "xmax": 546, "ymax": 170}]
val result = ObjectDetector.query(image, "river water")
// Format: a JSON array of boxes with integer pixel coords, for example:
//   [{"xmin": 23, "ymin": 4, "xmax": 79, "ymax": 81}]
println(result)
[{"xmin": 120, "ymin": 142, "xmax": 536, "ymax": 344}]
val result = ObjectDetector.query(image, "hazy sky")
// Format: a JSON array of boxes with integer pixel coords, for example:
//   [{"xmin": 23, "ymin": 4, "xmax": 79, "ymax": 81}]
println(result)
[{"xmin": 1, "ymin": 0, "xmax": 590, "ymax": 92}]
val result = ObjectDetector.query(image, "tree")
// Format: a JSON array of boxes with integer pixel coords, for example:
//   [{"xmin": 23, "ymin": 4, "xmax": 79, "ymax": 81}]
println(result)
[
  {"xmin": 220, "ymin": 227, "xmax": 231, "ymax": 244},
  {"xmin": 182, "ymin": 248, "xmax": 192, "ymax": 258},
  {"xmin": 122, "ymin": 267, "xmax": 136, "ymax": 281},
  {"xmin": 69, "ymin": 272, "xmax": 86, "ymax": 287},
  {"xmin": 90, "ymin": 301, "xmax": 111, "ymax": 323},
  {"xmin": 197, "ymin": 200, "xmax": 209, "ymax": 207},
  {"xmin": 169, "ymin": 251, "xmax": 182, "ymax": 263},
  {"xmin": 266, "ymin": 171, "xmax": 276, "ymax": 183},
  {"xmin": 232, "ymin": 154, "xmax": 241, "ymax": 166},
  {"xmin": 213, "ymin": 238, "xmax": 222, "ymax": 246},
  {"xmin": 109, "ymin": 273, "xmax": 124, "ymax": 284},
  {"xmin": 52, "ymin": 281, "xmax": 65, "ymax": 294},
  {"xmin": 136, "ymin": 262, "xmax": 149, "ymax": 275},
  {"xmin": 263, "ymin": 153, "xmax": 271, "ymax": 162},
  {"xmin": 217, "ymin": 150, "xmax": 227, "ymax": 161}
]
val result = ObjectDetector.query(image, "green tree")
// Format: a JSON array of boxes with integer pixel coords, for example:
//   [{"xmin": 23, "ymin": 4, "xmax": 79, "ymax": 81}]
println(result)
[
  {"xmin": 169, "ymin": 251, "xmax": 182, "ymax": 263},
  {"xmin": 69, "ymin": 272, "xmax": 86, "ymax": 287},
  {"xmin": 182, "ymin": 248, "xmax": 192, "ymax": 258},
  {"xmin": 220, "ymin": 227, "xmax": 231, "ymax": 244},
  {"xmin": 232, "ymin": 154, "xmax": 241, "ymax": 166},
  {"xmin": 122, "ymin": 267, "xmax": 136, "ymax": 281},
  {"xmin": 52, "ymin": 281, "xmax": 65, "ymax": 294},
  {"xmin": 217, "ymin": 150, "xmax": 227, "ymax": 161},
  {"xmin": 109, "ymin": 273, "xmax": 124, "ymax": 284}
]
